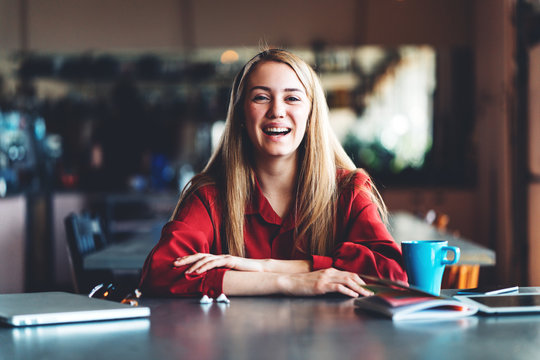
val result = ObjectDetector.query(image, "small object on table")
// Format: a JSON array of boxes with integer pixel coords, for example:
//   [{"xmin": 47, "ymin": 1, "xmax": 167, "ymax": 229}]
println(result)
[
  {"xmin": 216, "ymin": 293, "xmax": 230, "ymax": 304},
  {"xmin": 199, "ymin": 295, "xmax": 213, "ymax": 304},
  {"xmin": 88, "ymin": 283, "xmax": 143, "ymax": 307}
]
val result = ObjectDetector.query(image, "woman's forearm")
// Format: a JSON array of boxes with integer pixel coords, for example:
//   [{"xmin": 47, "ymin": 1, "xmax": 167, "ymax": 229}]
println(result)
[
  {"xmin": 262, "ymin": 259, "xmax": 312, "ymax": 273},
  {"xmin": 175, "ymin": 254, "xmax": 312, "ymax": 274},
  {"xmin": 222, "ymin": 270, "xmax": 285, "ymax": 295},
  {"xmin": 222, "ymin": 268, "xmax": 373, "ymax": 297},
  {"xmin": 173, "ymin": 254, "xmax": 372, "ymax": 297},
  {"xmin": 221, "ymin": 259, "xmax": 314, "ymax": 296}
]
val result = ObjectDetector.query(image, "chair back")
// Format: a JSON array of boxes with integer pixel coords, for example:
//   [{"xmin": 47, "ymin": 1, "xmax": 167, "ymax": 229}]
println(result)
[{"xmin": 64, "ymin": 212, "xmax": 108, "ymax": 293}]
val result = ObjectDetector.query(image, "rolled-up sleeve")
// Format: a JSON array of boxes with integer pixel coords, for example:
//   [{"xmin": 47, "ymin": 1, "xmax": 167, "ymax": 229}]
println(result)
[{"xmin": 139, "ymin": 188, "xmax": 228, "ymax": 298}]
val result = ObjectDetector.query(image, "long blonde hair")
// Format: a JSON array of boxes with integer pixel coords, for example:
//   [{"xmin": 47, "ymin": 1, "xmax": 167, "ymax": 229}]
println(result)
[{"xmin": 172, "ymin": 49, "xmax": 387, "ymax": 257}]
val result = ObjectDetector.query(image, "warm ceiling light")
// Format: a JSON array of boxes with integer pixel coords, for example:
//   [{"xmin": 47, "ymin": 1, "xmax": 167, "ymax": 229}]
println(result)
[{"xmin": 220, "ymin": 50, "xmax": 239, "ymax": 64}]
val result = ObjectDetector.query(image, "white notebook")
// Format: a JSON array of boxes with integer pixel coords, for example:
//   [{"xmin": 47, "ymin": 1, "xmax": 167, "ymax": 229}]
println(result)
[{"xmin": 0, "ymin": 291, "xmax": 150, "ymax": 327}]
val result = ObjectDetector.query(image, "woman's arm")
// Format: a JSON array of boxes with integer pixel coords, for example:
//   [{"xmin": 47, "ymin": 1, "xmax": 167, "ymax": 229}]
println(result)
[
  {"xmin": 173, "ymin": 254, "xmax": 373, "ymax": 297},
  {"xmin": 222, "ymin": 268, "xmax": 372, "ymax": 297},
  {"xmin": 312, "ymin": 173, "xmax": 407, "ymax": 282},
  {"xmin": 173, "ymin": 254, "xmax": 311, "ymax": 274},
  {"xmin": 330, "ymin": 202, "xmax": 407, "ymax": 282},
  {"xmin": 139, "ymin": 188, "xmax": 230, "ymax": 298}
]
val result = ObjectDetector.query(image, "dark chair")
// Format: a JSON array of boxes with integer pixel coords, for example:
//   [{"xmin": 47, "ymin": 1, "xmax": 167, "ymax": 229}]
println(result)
[{"xmin": 64, "ymin": 212, "xmax": 113, "ymax": 294}]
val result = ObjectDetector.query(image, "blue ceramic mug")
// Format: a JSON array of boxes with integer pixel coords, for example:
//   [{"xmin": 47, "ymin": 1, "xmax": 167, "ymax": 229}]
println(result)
[{"xmin": 401, "ymin": 240, "xmax": 460, "ymax": 296}]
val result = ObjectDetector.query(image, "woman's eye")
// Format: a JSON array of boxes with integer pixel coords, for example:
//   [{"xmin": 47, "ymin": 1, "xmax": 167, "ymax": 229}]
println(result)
[
  {"xmin": 253, "ymin": 95, "xmax": 270, "ymax": 102},
  {"xmin": 286, "ymin": 96, "xmax": 301, "ymax": 102}
]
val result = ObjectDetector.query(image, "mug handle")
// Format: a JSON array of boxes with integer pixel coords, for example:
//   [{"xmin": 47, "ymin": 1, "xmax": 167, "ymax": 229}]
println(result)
[{"xmin": 441, "ymin": 246, "xmax": 460, "ymax": 265}]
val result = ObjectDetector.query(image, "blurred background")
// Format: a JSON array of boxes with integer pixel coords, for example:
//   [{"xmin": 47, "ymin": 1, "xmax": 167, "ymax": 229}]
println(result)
[{"xmin": 0, "ymin": 0, "xmax": 539, "ymax": 293}]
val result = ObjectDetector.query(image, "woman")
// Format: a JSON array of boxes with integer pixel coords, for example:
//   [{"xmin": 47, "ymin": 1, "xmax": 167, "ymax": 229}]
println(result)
[{"xmin": 139, "ymin": 49, "xmax": 407, "ymax": 298}]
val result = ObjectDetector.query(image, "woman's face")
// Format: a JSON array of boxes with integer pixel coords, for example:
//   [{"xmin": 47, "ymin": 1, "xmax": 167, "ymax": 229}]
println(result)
[{"xmin": 243, "ymin": 61, "xmax": 310, "ymax": 163}]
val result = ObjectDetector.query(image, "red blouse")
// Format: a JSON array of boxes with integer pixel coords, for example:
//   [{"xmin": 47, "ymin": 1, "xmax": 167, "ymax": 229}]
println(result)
[{"xmin": 139, "ymin": 171, "xmax": 407, "ymax": 297}]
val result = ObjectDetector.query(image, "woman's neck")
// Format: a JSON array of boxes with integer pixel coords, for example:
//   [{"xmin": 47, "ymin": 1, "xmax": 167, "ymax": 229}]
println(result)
[{"xmin": 254, "ymin": 155, "xmax": 298, "ymax": 218}]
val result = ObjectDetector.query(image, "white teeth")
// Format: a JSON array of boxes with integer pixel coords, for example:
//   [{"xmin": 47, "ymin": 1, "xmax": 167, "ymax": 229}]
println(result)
[{"xmin": 265, "ymin": 127, "xmax": 289, "ymax": 132}]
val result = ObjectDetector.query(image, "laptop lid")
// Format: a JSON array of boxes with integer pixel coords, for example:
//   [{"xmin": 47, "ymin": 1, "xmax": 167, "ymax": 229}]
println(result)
[{"xmin": 0, "ymin": 292, "xmax": 150, "ymax": 327}]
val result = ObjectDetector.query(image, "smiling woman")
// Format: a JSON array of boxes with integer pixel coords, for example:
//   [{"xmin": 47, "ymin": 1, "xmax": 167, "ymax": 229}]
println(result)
[
  {"xmin": 243, "ymin": 61, "xmax": 310, "ymax": 165},
  {"xmin": 139, "ymin": 49, "xmax": 407, "ymax": 299}
]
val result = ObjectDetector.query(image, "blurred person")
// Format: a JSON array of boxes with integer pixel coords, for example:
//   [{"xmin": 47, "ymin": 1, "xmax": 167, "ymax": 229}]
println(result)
[{"xmin": 140, "ymin": 49, "xmax": 406, "ymax": 298}]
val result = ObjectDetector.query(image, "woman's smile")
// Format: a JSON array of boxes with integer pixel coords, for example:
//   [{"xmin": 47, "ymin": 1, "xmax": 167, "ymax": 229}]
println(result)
[
  {"xmin": 262, "ymin": 127, "xmax": 292, "ymax": 136},
  {"xmin": 261, "ymin": 122, "xmax": 293, "ymax": 141}
]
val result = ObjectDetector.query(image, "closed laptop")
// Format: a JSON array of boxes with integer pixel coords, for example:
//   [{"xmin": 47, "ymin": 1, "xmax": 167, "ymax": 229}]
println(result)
[{"xmin": 0, "ymin": 292, "xmax": 150, "ymax": 327}]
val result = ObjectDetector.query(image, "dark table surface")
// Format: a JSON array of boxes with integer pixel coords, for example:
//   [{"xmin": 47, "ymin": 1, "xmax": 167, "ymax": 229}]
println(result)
[{"xmin": 2, "ymin": 289, "xmax": 540, "ymax": 360}]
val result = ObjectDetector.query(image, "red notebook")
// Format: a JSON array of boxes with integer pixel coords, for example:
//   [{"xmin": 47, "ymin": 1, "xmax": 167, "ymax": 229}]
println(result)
[{"xmin": 354, "ymin": 275, "xmax": 477, "ymax": 321}]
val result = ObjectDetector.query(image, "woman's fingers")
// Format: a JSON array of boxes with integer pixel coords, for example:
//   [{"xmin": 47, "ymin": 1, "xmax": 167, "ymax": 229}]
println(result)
[
  {"xmin": 348, "ymin": 280, "xmax": 373, "ymax": 297},
  {"xmin": 173, "ymin": 254, "xmax": 237, "ymax": 274},
  {"xmin": 173, "ymin": 254, "xmax": 216, "ymax": 273},
  {"xmin": 328, "ymin": 270, "xmax": 372, "ymax": 297},
  {"xmin": 174, "ymin": 253, "xmax": 209, "ymax": 266},
  {"xmin": 174, "ymin": 254, "xmax": 265, "ymax": 273},
  {"xmin": 298, "ymin": 268, "xmax": 373, "ymax": 298},
  {"xmin": 188, "ymin": 256, "xmax": 228, "ymax": 274},
  {"xmin": 344, "ymin": 274, "xmax": 373, "ymax": 297},
  {"xmin": 333, "ymin": 283, "xmax": 359, "ymax": 298}
]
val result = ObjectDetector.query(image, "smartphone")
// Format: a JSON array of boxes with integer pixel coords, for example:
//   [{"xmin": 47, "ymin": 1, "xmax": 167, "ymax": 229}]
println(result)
[{"xmin": 456, "ymin": 285, "xmax": 519, "ymax": 295}]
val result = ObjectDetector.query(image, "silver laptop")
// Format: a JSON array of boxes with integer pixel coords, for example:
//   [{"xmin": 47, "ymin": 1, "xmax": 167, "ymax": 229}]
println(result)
[{"xmin": 0, "ymin": 291, "xmax": 150, "ymax": 326}]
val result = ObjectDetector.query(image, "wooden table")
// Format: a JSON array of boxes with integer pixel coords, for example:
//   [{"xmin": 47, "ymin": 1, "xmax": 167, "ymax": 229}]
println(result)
[{"xmin": 2, "ymin": 289, "xmax": 540, "ymax": 360}]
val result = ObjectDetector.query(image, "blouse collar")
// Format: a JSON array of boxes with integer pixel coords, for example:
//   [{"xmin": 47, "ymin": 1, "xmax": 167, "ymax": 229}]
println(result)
[{"xmin": 245, "ymin": 176, "xmax": 295, "ymax": 230}]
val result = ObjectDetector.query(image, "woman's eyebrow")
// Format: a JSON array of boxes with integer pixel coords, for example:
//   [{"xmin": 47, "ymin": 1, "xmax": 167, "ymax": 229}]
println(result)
[
  {"xmin": 248, "ymin": 86, "xmax": 270, "ymax": 92},
  {"xmin": 284, "ymin": 88, "xmax": 304, "ymax": 93},
  {"xmin": 249, "ymin": 86, "xmax": 304, "ymax": 93}
]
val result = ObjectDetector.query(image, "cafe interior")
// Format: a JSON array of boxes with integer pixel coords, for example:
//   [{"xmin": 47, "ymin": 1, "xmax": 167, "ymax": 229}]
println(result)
[{"xmin": 0, "ymin": 0, "xmax": 539, "ymax": 297}]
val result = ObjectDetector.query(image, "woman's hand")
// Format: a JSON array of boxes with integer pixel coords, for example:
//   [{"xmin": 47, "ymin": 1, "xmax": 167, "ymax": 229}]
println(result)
[
  {"xmin": 174, "ymin": 253, "xmax": 266, "ymax": 274},
  {"xmin": 278, "ymin": 268, "xmax": 373, "ymax": 298}
]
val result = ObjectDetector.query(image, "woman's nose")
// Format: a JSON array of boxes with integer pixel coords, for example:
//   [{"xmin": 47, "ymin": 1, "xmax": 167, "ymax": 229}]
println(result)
[{"xmin": 267, "ymin": 100, "xmax": 285, "ymax": 118}]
